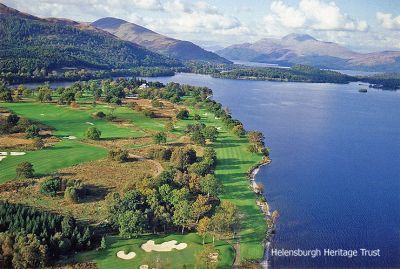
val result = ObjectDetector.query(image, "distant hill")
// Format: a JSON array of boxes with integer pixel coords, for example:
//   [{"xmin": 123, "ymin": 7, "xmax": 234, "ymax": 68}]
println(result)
[
  {"xmin": 92, "ymin": 17, "xmax": 232, "ymax": 64},
  {"xmin": 217, "ymin": 34, "xmax": 400, "ymax": 72},
  {"xmin": 0, "ymin": 4, "xmax": 180, "ymax": 73}
]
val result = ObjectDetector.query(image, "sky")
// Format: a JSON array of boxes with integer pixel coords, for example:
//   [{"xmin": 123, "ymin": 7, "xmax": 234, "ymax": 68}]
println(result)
[{"xmin": 2, "ymin": 0, "xmax": 400, "ymax": 52}]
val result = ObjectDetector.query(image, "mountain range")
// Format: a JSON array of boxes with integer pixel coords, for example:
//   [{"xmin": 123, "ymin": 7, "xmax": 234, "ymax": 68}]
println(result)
[
  {"xmin": 91, "ymin": 17, "xmax": 231, "ymax": 64},
  {"xmin": 217, "ymin": 34, "xmax": 400, "ymax": 72}
]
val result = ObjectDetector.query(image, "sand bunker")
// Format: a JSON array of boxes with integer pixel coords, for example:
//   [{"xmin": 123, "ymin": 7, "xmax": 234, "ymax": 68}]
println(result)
[
  {"xmin": 0, "ymin": 152, "xmax": 7, "ymax": 156},
  {"xmin": 63, "ymin": 136, "xmax": 77, "ymax": 140},
  {"xmin": 0, "ymin": 156, "xmax": 6, "ymax": 162},
  {"xmin": 116, "ymin": 250, "xmax": 136, "ymax": 260},
  {"xmin": 10, "ymin": 152, "xmax": 26, "ymax": 156},
  {"xmin": 141, "ymin": 240, "xmax": 187, "ymax": 252},
  {"xmin": 86, "ymin": 122, "xmax": 94, "ymax": 125},
  {"xmin": 139, "ymin": 265, "xmax": 149, "ymax": 269}
]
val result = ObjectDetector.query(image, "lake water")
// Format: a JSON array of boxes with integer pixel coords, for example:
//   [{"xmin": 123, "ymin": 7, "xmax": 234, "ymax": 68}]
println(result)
[
  {"xmin": 21, "ymin": 73, "xmax": 400, "ymax": 268},
  {"xmin": 144, "ymin": 73, "xmax": 400, "ymax": 269}
]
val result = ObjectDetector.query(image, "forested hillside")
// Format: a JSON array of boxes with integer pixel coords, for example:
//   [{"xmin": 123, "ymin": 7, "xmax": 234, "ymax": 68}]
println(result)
[{"xmin": 0, "ymin": 4, "xmax": 181, "ymax": 74}]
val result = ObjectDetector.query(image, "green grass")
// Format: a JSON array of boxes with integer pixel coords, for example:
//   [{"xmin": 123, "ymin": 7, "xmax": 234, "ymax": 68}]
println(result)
[
  {"xmin": 181, "ymin": 107, "xmax": 267, "ymax": 262},
  {"xmin": 77, "ymin": 233, "xmax": 234, "ymax": 269},
  {"xmin": 87, "ymin": 105, "xmax": 167, "ymax": 132},
  {"xmin": 1, "ymin": 102, "xmax": 143, "ymax": 138},
  {"xmin": 0, "ymin": 140, "xmax": 107, "ymax": 183}
]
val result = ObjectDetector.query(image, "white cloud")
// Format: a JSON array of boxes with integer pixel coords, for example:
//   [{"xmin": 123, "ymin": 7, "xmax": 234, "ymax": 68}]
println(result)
[
  {"xmin": 377, "ymin": 12, "xmax": 400, "ymax": 30},
  {"xmin": 263, "ymin": 0, "xmax": 368, "ymax": 33}
]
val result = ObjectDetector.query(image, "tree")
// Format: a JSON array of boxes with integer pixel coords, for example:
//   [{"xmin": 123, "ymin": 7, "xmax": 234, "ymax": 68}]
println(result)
[
  {"xmin": 173, "ymin": 200, "xmax": 193, "ymax": 234},
  {"xmin": 118, "ymin": 210, "xmax": 147, "ymax": 238},
  {"xmin": 84, "ymin": 127, "xmax": 101, "ymax": 140},
  {"xmin": 108, "ymin": 148, "xmax": 129, "ymax": 162},
  {"xmin": 191, "ymin": 130, "xmax": 206, "ymax": 146},
  {"xmin": 195, "ymin": 244, "xmax": 220, "ymax": 269},
  {"xmin": 100, "ymin": 236, "xmax": 107, "ymax": 250},
  {"xmin": 16, "ymin": 162, "xmax": 34, "ymax": 178},
  {"xmin": 64, "ymin": 187, "xmax": 78, "ymax": 203},
  {"xmin": 203, "ymin": 126, "xmax": 218, "ymax": 142},
  {"xmin": 153, "ymin": 132, "xmax": 167, "ymax": 144},
  {"xmin": 40, "ymin": 177, "xmax": 61, "ymax": 196},
  {"xmin": 36, "ymin": 87, "xmax": 52, "ymax": 102},
  {"xmin": 25, "ymin": 125, "xmax": 40, "ymax": 138},
  {"xmin": 170, "ymin": 147, "xmax": 197, "ymax": 171},
  {"xmin": 192, "ymin": 195, "xmax": 212, "ymax": 223},
  {"xmin": 232, "ymin": 125, "xmax": 245, "ymax": 137},
  {"xmin": 0, "ymin": 83, "xmax": 13, "ymax": 102},
  {"xmin": 261, "ymin": 147, "xmax": 270, "ymax": 157},
  {"xmin": 197, "ymin": 217, "xmax": 211, "ymax": 244},
  {"xmin": 194, "ymin": 114, "xmax": 201, "ymax": 120},
  {"xmin": 6, "ymin": 114, "xmax": 19, "ymax": 126},
  {"xmin": 200, "ymin": 174, "xmax": 220, "ymax": 198},
  {"xmin": 248, "ymin": 131, "xmax": 265, "ymax": 147},
  {"xmin": 176, "ymin": 109, "xmax": 189, "ymax": 120},
  {"xmin": 248, "ymin": 144, "xmax": 258, "ymax": 153}
]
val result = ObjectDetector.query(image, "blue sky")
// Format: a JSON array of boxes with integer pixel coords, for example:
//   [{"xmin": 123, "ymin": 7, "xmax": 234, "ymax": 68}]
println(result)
[{"xmin": 3, "ymin": 0, "xmax": 400, "ymax": 52}]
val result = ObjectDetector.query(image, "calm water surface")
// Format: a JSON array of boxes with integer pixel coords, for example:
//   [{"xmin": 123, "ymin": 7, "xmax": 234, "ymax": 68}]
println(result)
[
  {"xmin": 145, "ymin": 73, "xmax": 400, "ymax": 269},
  {"xmin": 23, "ymin": 73, "xmax": 400, "ymax": 268}
]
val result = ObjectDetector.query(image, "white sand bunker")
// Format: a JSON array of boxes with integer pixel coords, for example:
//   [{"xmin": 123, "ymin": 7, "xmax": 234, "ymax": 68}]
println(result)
[
  {"xmin": 116, "ymin": 250, "xmax": 136, "ymax": 260},
  {"xmin": 10, "ymin": 152, "xmax": 26, "ymax": 156},
  {"xmin": 63, "ymin": 136, "xmax": 77, "ymax": 140},
  {"xmin": 0, "ymin": 152, "xmax": 7, "ymax": 156},
  {"xmin": 139, "ymin": 265, "xmax": 149, "ymax": 269},
  {"xmin": 141, "ymin": 240, "xmax": 187, "ymax": 252},
  {"xmin": 86, "ymin": 122, "xmax": 94, "ymax": 125},
  {"xmin": 0, "ymin": 156, "xmax": 7, "ymax": 162}
]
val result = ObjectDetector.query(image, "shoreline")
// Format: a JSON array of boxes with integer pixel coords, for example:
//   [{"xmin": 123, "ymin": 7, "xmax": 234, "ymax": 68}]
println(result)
[{"xmin": 247, "ymin": 157, "xmax": 274, "ymax": 268}]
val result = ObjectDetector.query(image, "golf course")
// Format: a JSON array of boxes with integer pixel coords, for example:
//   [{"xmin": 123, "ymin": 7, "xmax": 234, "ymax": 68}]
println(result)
[{"xmin": 0, "ymin": 79, "xmax": 269, "ymax": 268}]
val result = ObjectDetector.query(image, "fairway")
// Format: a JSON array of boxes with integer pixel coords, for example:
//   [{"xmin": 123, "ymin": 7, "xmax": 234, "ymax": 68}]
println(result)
[
  {"xmin": 0, "ymin": 140, "xmax": 107, "ymax": 183},
  {"xmin": 78, "ymin": 233, "xmax": 234, "ymax": 269},
  {"xmin": 1, "ymin": 102, "xmax": 144, "ymax": 138},
  {"xmin": 185, "ymin": 108, "xmax": 268, "ymax": 262}
]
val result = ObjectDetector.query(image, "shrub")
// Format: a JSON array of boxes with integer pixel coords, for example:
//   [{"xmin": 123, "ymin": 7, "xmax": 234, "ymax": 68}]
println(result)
[
  {"xmin": 194, "ymin": 114, "xmax": 201, "ymax": 120},
  {"xmin": 143, "ymin": 109, "xmax": 156, "ymax": 118},
  {"xmin": 148, "ymin": 147, "xmax": 172, "ymax": 161},
  {"xmin": 25, "ymin": 124, "xmax": 40, "ymax": 138},
  {"xmin": 94, "ymin": 111, "xmax": 106, "ymax": 118},
  {"xmin": 32, "ymin": 138, "xmax": 45, "ymax": 149},
  {"xmin": 16, "ymin": 162, "xmax": 34, "ymax": 178},
  {"xmin": 108, "ymin": 149, "xmax": 129, "ymax": 162},
  {"xmin": 84, "ymin": 127, "xmax": 101, "ymax": 140},
  {"xmin": 176, "ymin": 109, "xmax": 189, "ymax": 120},
  {"xmin": 261, "ymin": 147, "xmax": 270, "ymax": 157},
  {"xmin": 40, "ymin": 177, "xmax": 61, "ymax": 196},
  {"xmin": 64, "ymin": 187, "xmax": 78, "ymax": 203},
  {"xmin": 248, "ymin": 144, "xmax": 258, "ymax": 153},
  {"xmin": 232, "ymin": 124, "xmax": 245, "ymax": 137},
  {"xmin": 127, "ymin": 102, "xmax": 138, "ymax": 110},
  {"xmin": 153, "ymin": 132, "xmax": 167, "ymax": 144},
  {"xmin": 165, "ymin": 121, "xmax": 174, "ymax": 132},
  {"xmin": 151, "ymin": 99, "xmax": 164, "ymax": 108}
]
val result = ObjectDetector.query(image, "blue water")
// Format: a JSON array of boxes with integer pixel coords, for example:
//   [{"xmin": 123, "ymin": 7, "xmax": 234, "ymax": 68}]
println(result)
[
  {"xmin": 22, "ymin": 73, "xmax": 400, "ymax": 268},
  {"xmin": 143, "ymin": 73, "xmax": 400, "ymax": 269}
]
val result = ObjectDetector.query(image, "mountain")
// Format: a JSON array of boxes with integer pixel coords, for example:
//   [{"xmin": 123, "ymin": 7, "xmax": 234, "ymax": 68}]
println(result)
[
  {"xmin": 217, "ymin": 34, "xmax": 400, "ymax": 72},
  {"xmin": 91, "ymin": 17, "xmax": 232, "ymax": 64},
  {"xmin": 0, "ymin": 4, "xmax": 180, "ymax": 73}
]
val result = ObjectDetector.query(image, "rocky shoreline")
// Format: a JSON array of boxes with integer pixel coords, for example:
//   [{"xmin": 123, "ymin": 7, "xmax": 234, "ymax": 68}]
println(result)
[{"xmin": 247, "ymin": 157, "xmax": 276, "ymax": 268}]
